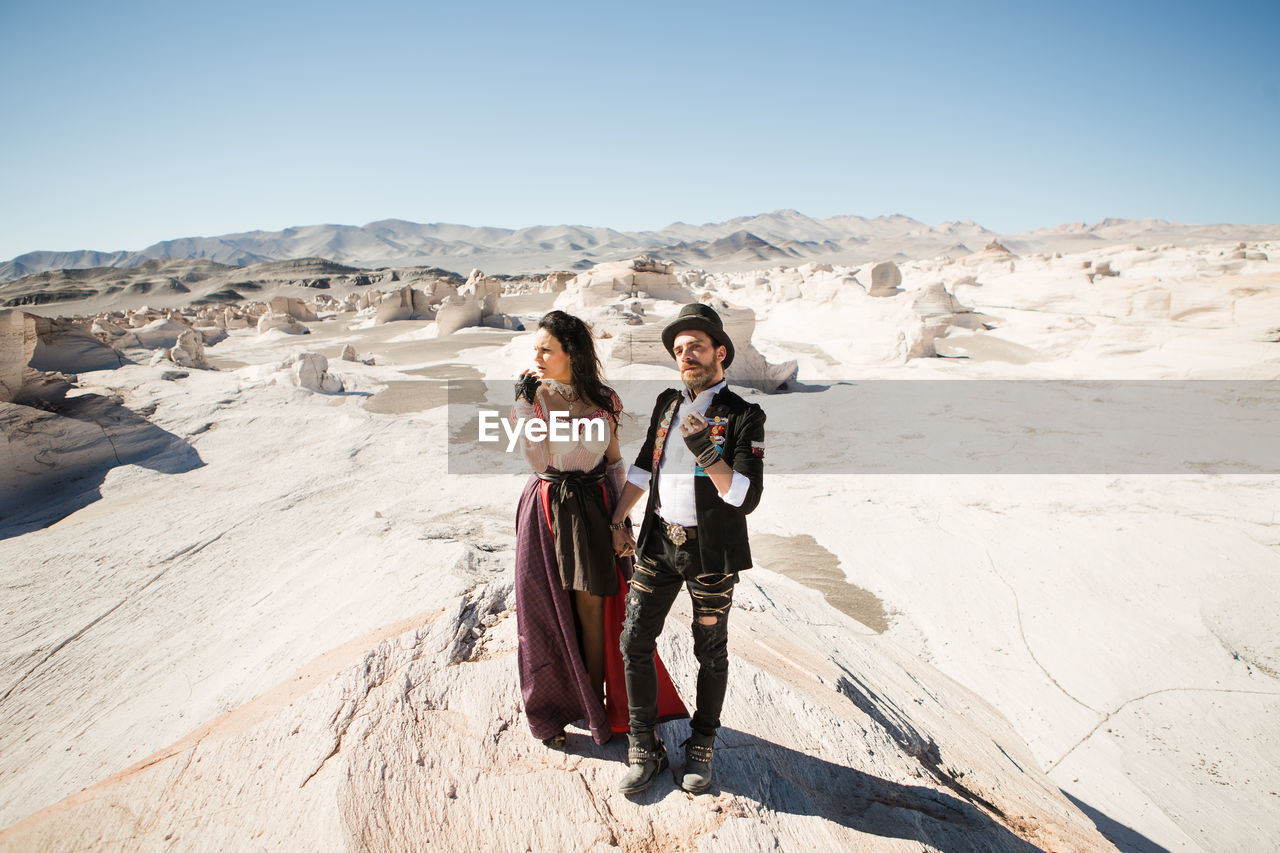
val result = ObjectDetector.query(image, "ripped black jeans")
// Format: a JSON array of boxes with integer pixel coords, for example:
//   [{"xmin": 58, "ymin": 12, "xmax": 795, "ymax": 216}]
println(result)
[{"xmin": 620, "ymin": 526, "xmax": 738, "ymax": 738}]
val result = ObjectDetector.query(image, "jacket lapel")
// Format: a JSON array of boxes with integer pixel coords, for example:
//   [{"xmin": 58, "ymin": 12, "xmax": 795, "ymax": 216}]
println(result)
[{"xmin": 651, "ymin": 392, "xmax": 681, "ymax": 475}]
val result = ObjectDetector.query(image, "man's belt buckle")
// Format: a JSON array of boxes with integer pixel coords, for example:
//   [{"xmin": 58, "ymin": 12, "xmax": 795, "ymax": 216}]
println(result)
[{"xmin": 664, "ymin": 521, "xmax": 688, "ymax": 546}]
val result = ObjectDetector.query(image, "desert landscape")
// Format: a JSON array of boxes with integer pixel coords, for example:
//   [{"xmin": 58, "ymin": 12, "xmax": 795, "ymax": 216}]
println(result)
[{"xmin": 2, "ymin": 213, "xmax": 1278, "ymax": 851}]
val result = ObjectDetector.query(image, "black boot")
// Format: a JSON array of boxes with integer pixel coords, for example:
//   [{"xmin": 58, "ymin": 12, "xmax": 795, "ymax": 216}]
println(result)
[
  {"xmin": 618, "ymin": 731, "xmax": 668, "ymax": 796},
  {"xmin": 680, "ymin": 730, "xmax": 715, "ymax": 794}
]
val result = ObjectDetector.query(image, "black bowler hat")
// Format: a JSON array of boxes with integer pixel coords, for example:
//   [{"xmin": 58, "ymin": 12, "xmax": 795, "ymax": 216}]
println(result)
[{"xmin": 662, "ymin": 303, "xmax": 735, "ymax": 369}]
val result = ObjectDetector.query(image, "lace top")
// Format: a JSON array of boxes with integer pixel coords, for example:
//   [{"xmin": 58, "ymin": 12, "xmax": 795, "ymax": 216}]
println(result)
[{"xmin": 511, "ymin": 389, "xmax": 621, "ymax": 473}]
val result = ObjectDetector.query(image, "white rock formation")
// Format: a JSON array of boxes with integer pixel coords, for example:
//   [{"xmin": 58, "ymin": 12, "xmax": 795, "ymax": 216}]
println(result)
[
  {"xmin": 460, "ymin": 269, "xmax": 502, "ymax": 317},
  {"xmin": 169, "ymin": 329, "xmax": 210, "ymax": 370},
  {"xmin": 1, "ymin": 310, "xmax": 37, "ymax": 402},
  {"xmin": 800, "ymin": 268, "xmax": 866, "ymax": 303},
  {"xmin": 258, "ymin": 313, "xmax": 310, "ymax": 335},
  {"xmin": 542, "ymin": 271, "xmax": 575, "ymax": 292},
  {"xmin": 291, "ymin": 353, "xmax": 343, "ymax": 393},
  {"xmin": 960, "ymin": 239, "xmax": 1017, "ymax": 269},
  {"xmin": 435, "ymin": 294, "xmax": 483, "ymax": 336},
  {"xmin": 375, "ymin": 286, "xmax": 418, "ymax": 325},
  {"xmin": 195, "ymin": 325, "xmax": 228, "ymax": 346},
  {"xmin": 0, "ymin": 574, "xmax": 1114, "ymax": 852},
  {"xmin": 0, "ymin": 382, "xmax": 200, "ymax": 522},
  {"xmin": 907, "ymin": 283, "xmax": 976, "ymax": 358},
  {"xmin": 560, "ymin": 257, "xmax": 693, "ymax": 307},
  {"xmin": 869, "ymin": 261, "xmax": 904, "ymax": 296},
  {"xmin": 268, "ymin": 296, "xmax": 319, "ymax": 323},
  {"xmin": 23, "ymin": 315, "xmax": 128, "ymax": 373},
  {"xmin": 90, "ymin": 317, "xmax": 127, "ymax": 339},
  {"xmin": 410, "ymin": 287, "xmax": 436, "ymax": 318},
  {"xmin": 912, "ymin": 281, "xmax": 969, "ymax": 317},
  {"xmin": 123, "ymin": 317, "xmax": 192, "ymax": 350},
  {"xmin": 426, "ymin": 279, "xmax": 458, "ymax": 304},
  {"xmin": 604, "ymin": 298, "xmax": 797, "ymax": 392},
  {"xmin": 428, "ymin": 270, "xmax": 521, "ymax": 335}
]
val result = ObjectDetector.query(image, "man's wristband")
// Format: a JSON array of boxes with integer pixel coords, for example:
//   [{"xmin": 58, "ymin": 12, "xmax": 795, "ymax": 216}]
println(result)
[
  {"xmin": 609, "ymin": 519, "xmax": 631, "ymax": 531},
  {"xmin": 695, "ymin": 447, "xmax": 721, "ymax": 468}
]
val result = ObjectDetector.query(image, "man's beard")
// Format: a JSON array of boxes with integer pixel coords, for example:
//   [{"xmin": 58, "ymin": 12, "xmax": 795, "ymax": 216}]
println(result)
[{"xmin": 681, "ymin": 360, "xmax": 717, "ymax": 393}]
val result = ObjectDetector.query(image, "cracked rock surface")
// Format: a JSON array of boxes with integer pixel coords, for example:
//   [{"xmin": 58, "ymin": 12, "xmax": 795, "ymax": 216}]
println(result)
[{"xmin": 1, "ymin": 573, "xmax": 1110, "ymax": 852}]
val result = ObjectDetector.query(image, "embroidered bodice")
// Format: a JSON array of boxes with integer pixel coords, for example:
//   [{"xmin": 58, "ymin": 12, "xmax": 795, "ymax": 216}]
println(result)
[{"xmin": 511, "ymin": 389, "xmax": 620, "ymax": 474}]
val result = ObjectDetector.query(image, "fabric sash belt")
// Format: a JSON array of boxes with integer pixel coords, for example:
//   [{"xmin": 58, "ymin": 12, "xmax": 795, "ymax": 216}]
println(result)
[{"xmin": 536, "ymin": 462, "xmax": 619, "ymax": 597}]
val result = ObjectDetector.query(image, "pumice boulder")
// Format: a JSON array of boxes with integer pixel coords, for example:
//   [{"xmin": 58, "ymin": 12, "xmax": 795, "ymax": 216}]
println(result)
[
  {"xmin": 258, "ymin": 313, "xmax": 310, "ymax": 335},
  {"xmin": 169, "ymin": 329, "xmax": 211, "ymax": 370},
  {"xmin": 290, "ymin": 352, "xmax": 343, "ymax": 393}
]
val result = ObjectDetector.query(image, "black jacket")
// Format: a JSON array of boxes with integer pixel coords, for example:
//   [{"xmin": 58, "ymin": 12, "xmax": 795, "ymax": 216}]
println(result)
[{"xmin": 632, "ymin": 385, "xmax": 766, "ymax": 574}]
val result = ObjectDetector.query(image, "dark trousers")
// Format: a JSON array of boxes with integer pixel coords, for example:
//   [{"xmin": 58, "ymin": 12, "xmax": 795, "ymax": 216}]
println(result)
[{"xmin": 620, "ymin": 525, "xmax": 738, "ymax": 738}]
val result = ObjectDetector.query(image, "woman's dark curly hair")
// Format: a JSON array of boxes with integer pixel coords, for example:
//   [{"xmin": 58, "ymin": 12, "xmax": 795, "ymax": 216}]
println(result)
[{"xmin": 538, "ymin": 310, "xmax": 621, "ymax": 422}]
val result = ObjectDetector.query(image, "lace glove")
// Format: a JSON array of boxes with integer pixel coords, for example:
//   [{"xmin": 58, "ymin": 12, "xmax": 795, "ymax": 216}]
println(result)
[
  {"xmin": 513, "ymin": 371, "xmax": 540, "ymax": 418},
  {"xmin": 515, "ymin": 371, "xmax": 539, "ymax": 404}
]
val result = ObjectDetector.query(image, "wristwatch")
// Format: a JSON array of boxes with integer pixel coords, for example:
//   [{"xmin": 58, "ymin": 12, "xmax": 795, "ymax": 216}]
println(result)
[{"xmin": 609, "ymin": 519, "xmax": 631, "ymax": 531}]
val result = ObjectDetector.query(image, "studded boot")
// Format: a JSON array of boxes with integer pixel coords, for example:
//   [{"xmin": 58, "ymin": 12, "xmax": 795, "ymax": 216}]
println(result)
[
  {"xmin": 680, "ymin": 730, "xmax": 716, "ymax": 794},
  {"xmin": 618, "ymin": 731, "xmax": 668, "ymax": 795}
]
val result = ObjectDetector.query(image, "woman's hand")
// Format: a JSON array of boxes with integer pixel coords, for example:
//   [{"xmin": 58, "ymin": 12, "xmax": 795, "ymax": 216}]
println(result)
[
  {"xmin": 612, "ymin": 525, "xmax": 636, "ymax": 557},
  {"xmin": 515, "ymin": 370, "xmax": 540, "ymax": 404}
]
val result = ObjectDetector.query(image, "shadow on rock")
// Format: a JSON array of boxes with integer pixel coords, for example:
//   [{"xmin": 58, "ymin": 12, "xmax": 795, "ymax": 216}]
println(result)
[
  {"xmin": 562, "ymin": 719, "xmax": 1044, "ymax": 851},
  {"xmin": 704, "ymin": 726, "xmax": 1045, "ymax": 852},
  {"xmin": 1, "ymin": 386, "xmax": 203, "ymax": 538},
  {"xmin": 1062, "ymin": 791, "xmax": 1171, "ymax": 853}
]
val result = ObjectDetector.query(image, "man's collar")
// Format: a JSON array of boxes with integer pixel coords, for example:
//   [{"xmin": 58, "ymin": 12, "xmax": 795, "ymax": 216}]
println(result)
[{"xmin": 682, "ymin": 378, "xmax": 727, "ymax": 405}]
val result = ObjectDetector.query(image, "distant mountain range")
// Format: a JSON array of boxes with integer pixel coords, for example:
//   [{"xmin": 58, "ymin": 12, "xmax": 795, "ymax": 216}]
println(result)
[{"xmin": 4, "ymin": 210, "xmax": 1279, "ymax": 285}]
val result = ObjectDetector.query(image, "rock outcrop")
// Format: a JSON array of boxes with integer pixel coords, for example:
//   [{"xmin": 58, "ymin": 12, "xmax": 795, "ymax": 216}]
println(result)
[
  {"xmin": 0, "ymin": 309, "xmax": 37, "ymax": 401},
  {"xmin": 374, "ymin": 286, "xmax": 421, "ymax": 325},
  {"xmin": 0, "ymin": 572, "xmax": 1115, "ymax": 851},
  {"xmin": 542, "ymin": 271, "xmax": 575, "ymax": 292},
  {"xmin": 435, "ymin": 295, "xmax": 484, "ymax": 336},
  {"xmin": 869, "ymin": 261, "xmax": 904, "ymax": 297},
  {"xmin": 168, "ymin": 329, "xmax": 211, "ymax": 370},
  {"xmin": 908, "ymin": 283, "xmax": 977, "ymax": 358},
  {"xmin": 26, "ymin": 316, "xmax": 129, "ymax": 374},
  {"xmin": 961, "ymin": 240, "xmax": 1017, "ymax": 270},
  {"xmin": 434, "ymin": 270, "xmax": 521, "ymax": 335},
  {"xmin": 258, "ymin": 313, "xmax": 310, "ymax": 335},
  {"xmin": 605, "ymin": 298, "xmax": 796, "ymax": 392},
  {"xmin": 559, "ymin": 257, "xmax": 694, "ymax": 307},
  {"xmin": 284, "ymin": 353, "xmax": 343, "ymax": 393},
  {"xmin": 124, "ymin": 317, "xmax": 194, "ymax": 350},
  {"xmin": 1, "ymin": 309, "xmax": 132, "ymax": 401},
  {"xmin": 0, "ymin": 379, "xmax": 202, "ymax": 526},
  {"xmin": 268, "ymin": 296, "xmax": 320, "ymax": 323}
]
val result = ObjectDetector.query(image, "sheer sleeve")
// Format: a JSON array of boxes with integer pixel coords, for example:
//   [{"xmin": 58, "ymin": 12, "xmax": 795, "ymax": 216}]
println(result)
[
  {"xmin": 605, "ymin": 389, "xmax": 626, "ymax": 493},
  {"xmin": 510, "ymin": 395, "xmax": 550, "ymax": 473}
]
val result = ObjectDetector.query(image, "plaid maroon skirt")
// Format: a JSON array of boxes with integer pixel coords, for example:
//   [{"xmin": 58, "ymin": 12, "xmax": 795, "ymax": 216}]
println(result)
[{"xmin": 515, "ymin": 471, "xmax": 687, "ymax": 743}]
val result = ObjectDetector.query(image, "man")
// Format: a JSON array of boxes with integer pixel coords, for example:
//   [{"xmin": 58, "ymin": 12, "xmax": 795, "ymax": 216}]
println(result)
[{"xmin": 609, "ymin": 302, "xmax": 766, "ymax": 796}]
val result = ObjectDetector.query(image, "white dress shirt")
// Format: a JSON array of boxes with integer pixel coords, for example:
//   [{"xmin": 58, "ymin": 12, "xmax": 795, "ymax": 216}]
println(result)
[{"xmin": 626, "ymin": 380, "xmax": 750, "ymax": 526}]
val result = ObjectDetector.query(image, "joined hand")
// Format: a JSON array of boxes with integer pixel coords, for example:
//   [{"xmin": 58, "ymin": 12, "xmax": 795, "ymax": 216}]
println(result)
[{"xmin": 612, "ymin": 525, "xmax": 635, "ymax": 557}]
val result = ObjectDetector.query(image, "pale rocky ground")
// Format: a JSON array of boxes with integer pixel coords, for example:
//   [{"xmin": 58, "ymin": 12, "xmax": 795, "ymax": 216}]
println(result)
[{"xmin": 2, "ymin": 239, "xmax": 1279, "ymax": 851}]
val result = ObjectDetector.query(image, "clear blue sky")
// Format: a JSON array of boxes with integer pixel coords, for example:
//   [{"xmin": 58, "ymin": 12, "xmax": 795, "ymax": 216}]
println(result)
[{"xmin": 2, "ymin": 0, "xmax": 1277, "ymax": 258}]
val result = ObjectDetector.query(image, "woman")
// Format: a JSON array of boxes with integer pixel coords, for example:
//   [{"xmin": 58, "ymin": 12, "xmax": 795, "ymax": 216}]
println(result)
[{"xmin": 512, "ymin": 310, "xmax": 685, "ymax": 748}]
